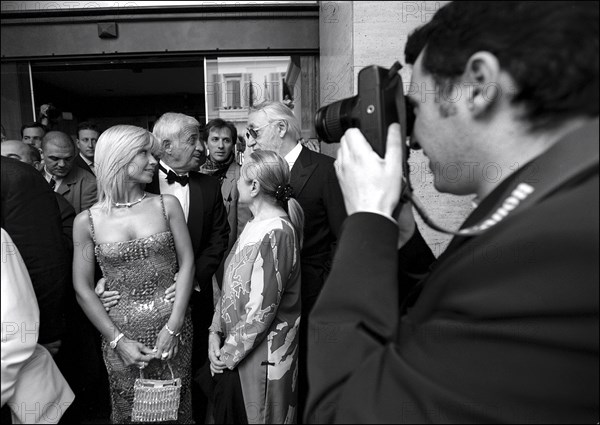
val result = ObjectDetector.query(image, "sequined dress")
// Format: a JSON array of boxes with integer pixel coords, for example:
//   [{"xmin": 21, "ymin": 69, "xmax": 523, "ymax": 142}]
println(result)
[{"xmin": 88, "ymin": 196, "xmax": 193, "ymax": 423}]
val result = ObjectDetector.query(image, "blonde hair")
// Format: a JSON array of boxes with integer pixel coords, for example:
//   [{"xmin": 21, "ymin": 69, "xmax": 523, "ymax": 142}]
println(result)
[
  {"xmin": 95, "ymin": 125, "xmax": 158, "ymax": 212},
  {"xmin": 243, "ymin": 150, "xmax": 304, "ymax": 247},
  {"xmin": 250, "ymin": 101, "xmax": 301, "ymax": 141}
]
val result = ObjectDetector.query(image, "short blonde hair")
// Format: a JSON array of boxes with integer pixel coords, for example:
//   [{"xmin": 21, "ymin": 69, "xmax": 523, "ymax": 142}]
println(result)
[
  {"xmin": 95, "ymin": 125, "xmax": 158, "ymax": 212},
  {"xmin": 250, "ymin": 101, "xmax": 301, "ymax": 141}
]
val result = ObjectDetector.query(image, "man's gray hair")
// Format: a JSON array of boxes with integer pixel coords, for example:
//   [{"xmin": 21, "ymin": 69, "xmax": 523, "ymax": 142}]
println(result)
[{"xmin": 250, "ymin": 101, "xmax": 301, "ymax": 141}]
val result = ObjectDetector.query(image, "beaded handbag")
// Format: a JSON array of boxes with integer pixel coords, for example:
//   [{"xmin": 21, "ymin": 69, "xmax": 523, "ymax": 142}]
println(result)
[{"xmin": 131, "ymin": 361, "xmax": 181, "ymax": 422}]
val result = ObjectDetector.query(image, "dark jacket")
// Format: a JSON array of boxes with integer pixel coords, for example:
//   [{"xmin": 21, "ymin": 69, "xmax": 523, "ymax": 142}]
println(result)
[
  {"xmin": 290, "ymin": 146, "xmax": 347, "ymax": 310},
  {"xmin": 306, "ymin": 120, "xmax": 600, "ymax": 423},
  {"xmin": 1, "ymin": 157, "xmax": 71, "ymax": 344}
]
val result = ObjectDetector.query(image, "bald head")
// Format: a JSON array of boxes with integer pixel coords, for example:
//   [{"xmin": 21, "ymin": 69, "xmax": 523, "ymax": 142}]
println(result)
[
  {"xmin": 42, "ymin": 131, "xmax": 76, "ymax": 178},
  {"xmin": 2, "ymin": 140, "xmax": 35, "ymax": 163},
  {"xmin": 42, "ymin": 131, "xmax": 75, "ymax": 152}
]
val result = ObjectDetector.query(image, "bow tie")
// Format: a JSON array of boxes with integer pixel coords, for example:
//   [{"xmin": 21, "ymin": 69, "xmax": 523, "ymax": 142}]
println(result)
[{"xmin": 159, "ymin": 164, "xmax": 189, "ymax": 186}]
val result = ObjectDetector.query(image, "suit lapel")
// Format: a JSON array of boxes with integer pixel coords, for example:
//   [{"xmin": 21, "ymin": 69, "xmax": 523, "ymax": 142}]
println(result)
[
  {"xmin": 56, "ymin": 168, "xmax": 77, "ymax": 196},
  {"xmin": 187, "ymin": 172, "xmax": 204, "ymax": 252},
  {"xmin": 290, "ymin": 147, "xmax": 318, "ymax": 197}
]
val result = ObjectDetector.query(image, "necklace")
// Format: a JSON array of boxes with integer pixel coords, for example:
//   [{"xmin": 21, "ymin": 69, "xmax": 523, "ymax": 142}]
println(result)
[{"xmin": 113, "ymin": 193, "xmax": 147, "ymax": 208}]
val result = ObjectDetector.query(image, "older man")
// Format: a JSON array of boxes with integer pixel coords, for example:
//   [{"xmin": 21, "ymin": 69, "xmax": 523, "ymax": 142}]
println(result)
[{"xmin": 41, "ymin": 131, "xmax": 97, "ymax": 214}]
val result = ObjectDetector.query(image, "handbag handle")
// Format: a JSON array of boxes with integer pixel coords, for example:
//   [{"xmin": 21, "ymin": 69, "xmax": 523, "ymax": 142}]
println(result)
[{"xmin": 139, "ymin": 360, "xmax": 175, "ymax": 380}]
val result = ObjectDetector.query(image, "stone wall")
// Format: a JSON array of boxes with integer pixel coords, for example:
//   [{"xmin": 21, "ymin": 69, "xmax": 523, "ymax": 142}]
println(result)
[{"xmin": 319, "ymin": 1, "xmax": 474, "ymax": 256}]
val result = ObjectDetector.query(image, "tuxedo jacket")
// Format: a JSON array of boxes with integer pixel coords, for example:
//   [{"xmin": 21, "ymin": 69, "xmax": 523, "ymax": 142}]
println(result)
[
  {"xmin": 56, "ymin": 164, "xmax": 97, "ymax": 214},
  {"xmin": 306, "ymin": 120, "xmax": 599, "ymax": 423},
  {"xmin": 290, "ymin": 146, "xmax": 347, "ymax": 304},
  {"xmin": 74, "ymin": 154, "xmax": 94, "ymax": 176},
  {"xmin": 146, "ymin": 170, "xmax": 230, "ymax": 296},
  {"xmin": 1, "ymin": 157, "xmax": 71, "ymax": 344}
]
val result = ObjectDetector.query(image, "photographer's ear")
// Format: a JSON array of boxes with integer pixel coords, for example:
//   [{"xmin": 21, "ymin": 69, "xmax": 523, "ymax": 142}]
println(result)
[{"xmin": 464, "ymin": 52, "xmax": 502, "ymax": 116}]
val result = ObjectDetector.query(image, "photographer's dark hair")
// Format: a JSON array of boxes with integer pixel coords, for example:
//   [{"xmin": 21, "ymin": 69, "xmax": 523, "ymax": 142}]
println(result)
[
  {"xmin": 20, "ymin": 122, "xmax": 47, "ymax": 138},
  {"xmin": 405, "ymin": 1, "xmax": 599, "ymax": 130},
  {"xmin": 201, "ymin": 118, "xmax": 237, "ymax": 144}
]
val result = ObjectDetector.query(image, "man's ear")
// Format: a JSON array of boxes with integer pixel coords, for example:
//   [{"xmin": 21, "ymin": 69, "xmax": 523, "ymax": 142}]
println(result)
[
  {"xmin": 277, "ymin": 120, "xmax": 289, "ymax": 138},
  {"xmin": 463, "ymin": 51, "xmax": 503, "ymax": 116},
  {"xmin": 162, "ymin": 139, "xmax": 172, "ymax": 155}
]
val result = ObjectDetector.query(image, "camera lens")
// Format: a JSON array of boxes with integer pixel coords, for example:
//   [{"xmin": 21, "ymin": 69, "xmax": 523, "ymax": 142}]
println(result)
[{"xmin": 315, "ymin": 98, "xmax": 354, "ymax": 143}]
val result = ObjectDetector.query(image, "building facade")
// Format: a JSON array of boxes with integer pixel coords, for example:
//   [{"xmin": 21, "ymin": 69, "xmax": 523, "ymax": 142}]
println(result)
[{"xmin": 1, "ymin": 0, "xmax": 471, "ymax": 252}]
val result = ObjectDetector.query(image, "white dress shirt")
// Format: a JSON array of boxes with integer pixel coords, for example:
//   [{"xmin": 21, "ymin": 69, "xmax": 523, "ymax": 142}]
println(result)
[
  {"xmin": 79, "ymin": 153, "xmax": 95, "ymax": 174},
  {"xmin": 284, "ymin": 142, "xmax": 303, "ymax": 171},
  {"xmin": 44, "ymin": 168, "xmax": 63, "ymax": 192},
  {"xmin": 158, "ymin": 161, "xmax": 190, "ymax": 222}
]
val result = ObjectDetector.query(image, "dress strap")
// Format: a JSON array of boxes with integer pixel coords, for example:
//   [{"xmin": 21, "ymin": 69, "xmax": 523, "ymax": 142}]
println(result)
[
  {"xmin": 87, "ymin": 209, "xmax": 98, "ymax": 245},
  {"xmin": 159, "ymin": 195, "xmax": 169, "ymax": 227}
]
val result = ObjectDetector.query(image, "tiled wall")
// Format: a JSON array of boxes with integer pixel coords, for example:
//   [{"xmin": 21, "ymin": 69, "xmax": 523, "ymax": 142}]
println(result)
[{"xmin": 319, "ymin": 1, "xmax": 474, "ymax": 256}]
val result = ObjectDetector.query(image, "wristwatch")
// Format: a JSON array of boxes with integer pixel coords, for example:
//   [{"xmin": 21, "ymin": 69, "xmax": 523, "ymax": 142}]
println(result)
[{"xmin": 110, "ymin": 332, "xmax": 125, "ymax": 349}]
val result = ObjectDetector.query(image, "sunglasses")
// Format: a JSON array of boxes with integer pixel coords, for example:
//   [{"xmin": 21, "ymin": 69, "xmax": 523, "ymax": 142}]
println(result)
[{"xmin": 245, "ymin": 122, "xmax": 272, "ymax": 140}]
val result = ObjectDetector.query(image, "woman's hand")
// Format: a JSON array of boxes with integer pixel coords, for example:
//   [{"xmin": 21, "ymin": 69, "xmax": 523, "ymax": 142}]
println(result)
[
  {"xmin": 115, "ymin": 337, "xmax": 156, "ymax": 369},
  {"xmin": 153, "ymin": 326, "xmax": 179, "ymax": 361},
  {"xmin": 208, "ymin": 333, "xmax": 227, "ymax": 376}
]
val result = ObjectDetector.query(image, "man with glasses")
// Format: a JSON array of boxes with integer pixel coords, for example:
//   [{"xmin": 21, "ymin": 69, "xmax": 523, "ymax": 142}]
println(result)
[{"xmin": 245, "ymin": 101, "xmax": 348, "ymax": 420}]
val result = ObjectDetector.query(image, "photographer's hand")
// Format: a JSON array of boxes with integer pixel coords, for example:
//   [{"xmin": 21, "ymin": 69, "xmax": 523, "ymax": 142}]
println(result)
[
  {"xmin": 336, "ymin": 123, "xmax": 416, "ymax": 247},
  {"xmin": 336, "ymin": 123, "xmax": 403, "ymax": 218}
]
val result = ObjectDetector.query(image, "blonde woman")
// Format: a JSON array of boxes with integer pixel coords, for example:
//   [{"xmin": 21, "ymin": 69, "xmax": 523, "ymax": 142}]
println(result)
[
  {"xmin": 208, "ymin": 150, "xmax": 303, "ymax": 424},
  {"xmin": 72, "ymin": 125, "xmax": 195, "ymax": 423}
]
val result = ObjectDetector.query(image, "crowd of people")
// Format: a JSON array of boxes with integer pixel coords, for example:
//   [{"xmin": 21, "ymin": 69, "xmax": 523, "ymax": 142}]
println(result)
[
  {"xmin": 1, "ymin": 2, "xmax": 598, "ymax": 424},
  {"xmin": 1, "ymin": 101, "xmax": 350, "ymax": 424}
]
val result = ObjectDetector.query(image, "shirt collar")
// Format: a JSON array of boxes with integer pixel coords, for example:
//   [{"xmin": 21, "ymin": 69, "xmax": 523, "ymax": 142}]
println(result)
[
  {"xmin": 44, "ymin": 168, "xmax": 62, "ymax": 183},
  {"xmin": 79, "ymin": 153, "xmax": 94, "ymax": 167},
  {"xmin": 284, "ymin": 143, "xmax": 303, "ymax": 170},
  {"xmin": 159, "ymin": 160, "xmax": 189, "ymax": 177}
]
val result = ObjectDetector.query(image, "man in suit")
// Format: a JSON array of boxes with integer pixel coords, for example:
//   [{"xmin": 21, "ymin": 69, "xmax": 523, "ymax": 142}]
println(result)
[
  {"xmin": 306, "ymin": 2, "xmax": 599, "ymax": 423},
  {"xmin": 74, "ymin": 121, "xmax": 99, "ymax": 175},
  {"xmin": 245, "ymin": 101, "xmax": 349, "ymax": 418},
  {"xmin": 151, "ymin": 112, "xmax": 230, "ymax": 423},
  {"xmin": 97, "ymin": 112, "xmax": 230, "ymax": 423},
  {"xmin": 1, "ymin": 139, "xmax": 76, "ymax": 247},
  {"xmin": 41, "ymin": 131, "xmax": 97, "ymax": 214},
  {"xmin": 199, "ymin": 118, "xmax": 252, "ymax": 287},
  {"xmin": 1, "ymin": 156, "xmax": 71, "ymax": 356}
]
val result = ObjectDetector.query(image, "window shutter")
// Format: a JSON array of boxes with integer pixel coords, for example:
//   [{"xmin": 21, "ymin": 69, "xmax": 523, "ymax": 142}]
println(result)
[
  {"xmin": 213, "ymin": 74, "xmax": 224, "ymax": 109},
  {"xmin": 242, "ymin": 73, "xmax": 252, "ymax": 107}
]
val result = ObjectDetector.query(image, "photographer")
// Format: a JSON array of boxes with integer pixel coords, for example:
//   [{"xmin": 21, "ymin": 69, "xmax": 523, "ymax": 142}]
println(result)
[{"xmin": 306, "ymin": 2, "xmax": 598, "ymax": 423}]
